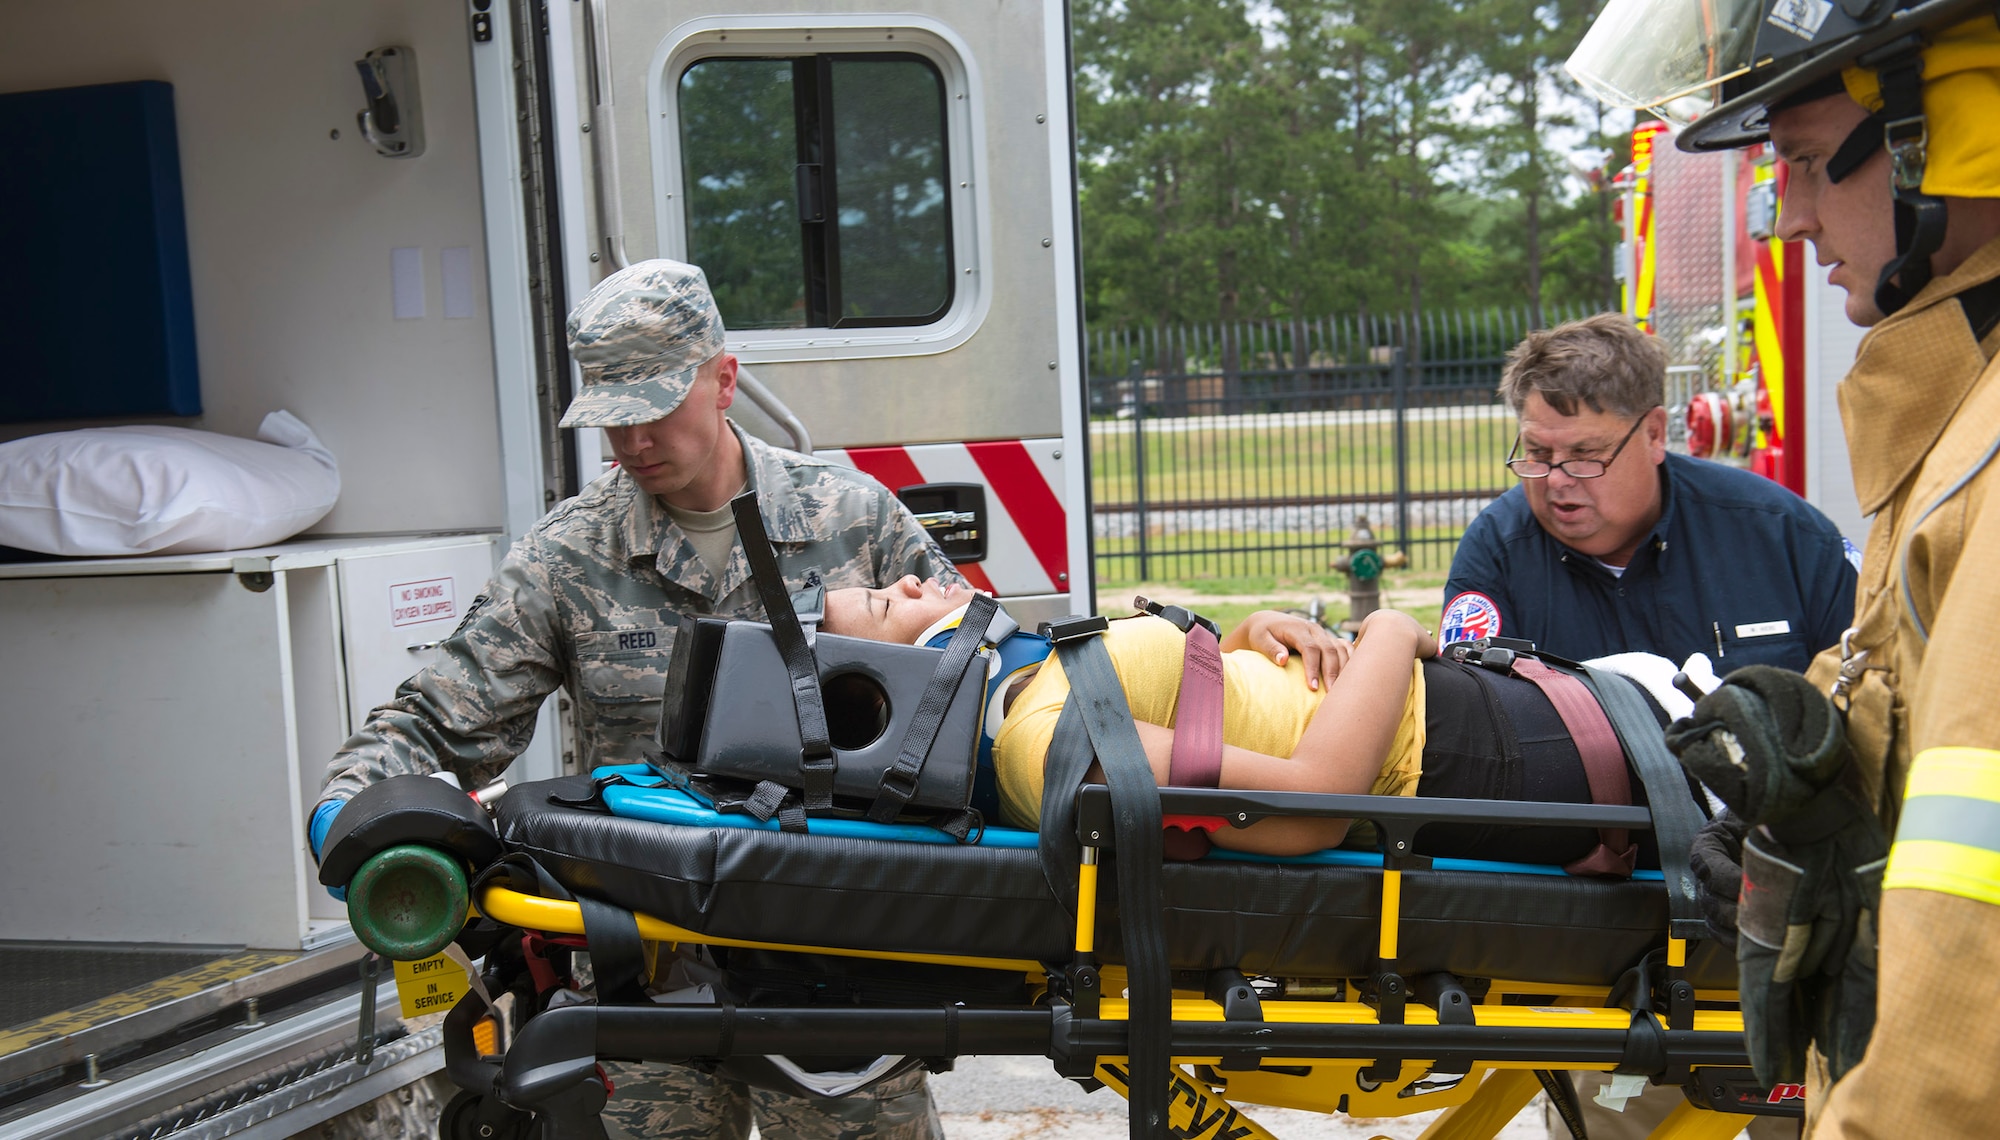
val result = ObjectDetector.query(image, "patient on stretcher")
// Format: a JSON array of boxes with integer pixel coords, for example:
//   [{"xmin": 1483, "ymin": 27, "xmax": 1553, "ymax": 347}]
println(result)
[{"xmin": 820, "ymin": 578, "xmax": 1689, "ymax": 866}]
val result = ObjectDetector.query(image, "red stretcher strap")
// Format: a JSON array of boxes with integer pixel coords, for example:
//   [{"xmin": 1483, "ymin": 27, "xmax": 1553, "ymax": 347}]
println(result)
[
  {"xmin": 1509, "ymin": 657, "xmax": 1637, "ymax": 878},
  {"xmin": 1169, "ymin": 622, "xmax": 1225, "ymax": 789},
  {"xmin": 1163, "ymin": 621, "xmax": 1226, "ymax": 861}
]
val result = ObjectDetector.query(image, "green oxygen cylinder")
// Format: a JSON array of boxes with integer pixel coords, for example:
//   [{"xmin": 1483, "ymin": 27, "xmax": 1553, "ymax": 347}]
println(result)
[{"xmin": 346, "ymin": 843, "xmax": 470, "ymax": 961}]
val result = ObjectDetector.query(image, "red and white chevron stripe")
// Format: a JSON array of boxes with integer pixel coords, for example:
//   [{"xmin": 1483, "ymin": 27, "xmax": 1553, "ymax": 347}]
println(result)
[{"xmin": 820, "ymin": 438, "xmax": 1069, "ymax": 597}]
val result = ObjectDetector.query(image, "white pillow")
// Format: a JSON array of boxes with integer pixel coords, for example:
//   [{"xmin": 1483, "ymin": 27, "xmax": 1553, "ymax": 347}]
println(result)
[{"xmin": 0, "ymin": 411, "xmax": 341, "ymax": 556}]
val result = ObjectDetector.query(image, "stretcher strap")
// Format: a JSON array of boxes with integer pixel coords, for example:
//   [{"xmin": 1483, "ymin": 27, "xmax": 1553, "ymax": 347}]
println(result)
[
  {"xmin": 1043, "ymin": 635, "xmax": 1171, "ymax": 1140},
  {"xmin": 730, "ymin": 492, "xmax": 836, "ymax": 812},
  {"xmin": 867, "ymin": 593, "xmax": 1000, "ymax": 823},
  {"xmin": 742, "ymin": 780, "xmax": 790, "ymax": 822},
  {"xmin": 1040, "ymin": 712, "xmax": 1095, "ymax": 912},
  {"xmin": 472, "ymin": 853, "xmax": 652, "ymax": 1006},
  {"xmin": 1510, "ymin": 657, "xmax": 1636, "ymax": 878},
  {"xmin": 1581, "ymin": 664, "xmax": 1708, "ymax": 940},
  {"xmin": 1167, "ymin": 622, "xmax": 1224, "ymax": 789},
  {"xmin": 1163, "ymin": 620, "xmax": 1224, "ymax": 860},
  {"xmin": 441, "ymin": 971, "xmax": 502, "ymax": 1101},
  {"xmin": 1535, "ymin": 1070, "xmax": 1587, "ymax": 1140},
  {"xmin": 577, "ymin": 894, "xmax": 649, "ymax": 1006}
]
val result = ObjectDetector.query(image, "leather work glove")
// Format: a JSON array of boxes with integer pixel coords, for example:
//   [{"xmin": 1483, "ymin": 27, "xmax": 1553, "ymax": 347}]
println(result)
[
  {"xmin": 1665, "ymin": 666, "xmax": 1885, "ymax": 1088},
  {"xmin": 1688, "ymin": 811, "xmax": 1751, "ymax": 948},
  {"xmin": 1663, "ymin": 665, "xmax": 1847, "ymax": 826},
  {"xmin": 1733, "ymin": 817, "xmax": 1886, "ymax": 1086}
]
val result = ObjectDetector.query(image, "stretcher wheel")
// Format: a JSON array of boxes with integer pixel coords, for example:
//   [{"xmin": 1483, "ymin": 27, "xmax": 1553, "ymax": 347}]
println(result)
[
  {"xmin": 347, "ymin": 843, "xmax": 469, "ymax": 961},
  {"xmin": 438, "ymin": 1089, "xmax": 530, "ymax": 1140}
]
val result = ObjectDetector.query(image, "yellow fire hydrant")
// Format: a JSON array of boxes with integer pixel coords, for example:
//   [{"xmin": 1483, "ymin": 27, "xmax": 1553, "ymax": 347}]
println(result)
[{"xmin": 1331, "ymin": 516, "xmax": 1407, "ymax": 629}]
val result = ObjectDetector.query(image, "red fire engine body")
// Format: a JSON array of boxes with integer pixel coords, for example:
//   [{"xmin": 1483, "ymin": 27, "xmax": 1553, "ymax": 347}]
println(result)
[{"xmin": 1617, "ymin": 120, "xmax": 1867, "ymax": 540}]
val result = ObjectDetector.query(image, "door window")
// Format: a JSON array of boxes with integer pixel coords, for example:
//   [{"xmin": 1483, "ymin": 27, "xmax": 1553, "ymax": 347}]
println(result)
[{"xmin": 677, "ymin": 53, "xmax": 952, "ymax": 331}]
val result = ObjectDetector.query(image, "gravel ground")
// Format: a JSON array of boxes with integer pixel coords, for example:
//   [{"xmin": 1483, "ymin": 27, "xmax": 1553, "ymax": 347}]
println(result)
[{"xmin": 924, "ymin": 1057, "xmax": 1553, "ymax": 1139}]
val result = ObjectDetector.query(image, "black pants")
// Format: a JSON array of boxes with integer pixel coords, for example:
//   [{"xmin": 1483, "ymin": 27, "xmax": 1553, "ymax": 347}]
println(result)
[{"xmin": 1415, "ymin": 659, "xmax": 1662, "ymax": 869}]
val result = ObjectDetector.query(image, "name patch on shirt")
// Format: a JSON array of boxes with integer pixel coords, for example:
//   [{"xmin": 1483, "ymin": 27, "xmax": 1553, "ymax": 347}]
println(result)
[
  {"xmin": 1441, "ymin": 591, "xmax": 1502, "ymax": 644},
  {"xmin": 1735, "ymin": 620, "xmax": 1792, "ymax": 639}
]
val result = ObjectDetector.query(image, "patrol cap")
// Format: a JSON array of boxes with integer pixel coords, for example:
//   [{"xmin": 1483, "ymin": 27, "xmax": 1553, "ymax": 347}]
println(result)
[{"xmin": 559, "ymin": 259, "xmax": 727, "ymax": 428}]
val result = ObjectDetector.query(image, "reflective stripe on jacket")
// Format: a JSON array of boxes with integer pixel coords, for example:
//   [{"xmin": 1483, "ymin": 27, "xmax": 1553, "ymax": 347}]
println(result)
[{"xmin": 1884, "ymin": 747, "xmax": 2000, "ymax": 906}]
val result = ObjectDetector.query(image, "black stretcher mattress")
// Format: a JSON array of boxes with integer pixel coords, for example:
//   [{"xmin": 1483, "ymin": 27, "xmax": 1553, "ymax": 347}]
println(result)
[{"xmin": 495, "ymin": 780, "xmax": 1734, "ymax": 990}]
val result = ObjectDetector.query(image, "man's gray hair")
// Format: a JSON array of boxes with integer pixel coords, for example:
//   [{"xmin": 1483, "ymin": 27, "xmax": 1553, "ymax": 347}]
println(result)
[{"xmin": 1497, "ymin": 312, "xmax": 1665, "ymax": 418}]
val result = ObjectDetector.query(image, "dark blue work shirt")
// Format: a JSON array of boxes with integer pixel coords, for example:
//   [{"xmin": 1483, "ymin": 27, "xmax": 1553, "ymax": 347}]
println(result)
[{"xmin": 1443, "ymin": 454, "xmax": 1859, "ymax": 671}]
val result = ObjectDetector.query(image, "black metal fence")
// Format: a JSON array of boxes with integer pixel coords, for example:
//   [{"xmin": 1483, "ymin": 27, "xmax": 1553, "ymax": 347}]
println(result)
[{"xmin": 1089, "ymin": 304, "xmax": 1594, "ymax": 583}]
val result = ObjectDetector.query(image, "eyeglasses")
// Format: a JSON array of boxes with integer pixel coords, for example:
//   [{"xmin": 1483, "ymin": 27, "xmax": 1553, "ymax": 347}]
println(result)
[{"xmin": 1505, "ymin": 414, "xmax": 1649, "ymax": 479}]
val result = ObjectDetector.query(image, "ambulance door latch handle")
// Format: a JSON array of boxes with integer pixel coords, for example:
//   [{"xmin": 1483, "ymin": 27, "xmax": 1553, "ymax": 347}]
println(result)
[
  {"xmin": 897, "ymin": 482, "xmax": 988, "ymax": 565},
  {"xmin": 355, "ymin": 47, "xmax": 425, "ymax": 159}
]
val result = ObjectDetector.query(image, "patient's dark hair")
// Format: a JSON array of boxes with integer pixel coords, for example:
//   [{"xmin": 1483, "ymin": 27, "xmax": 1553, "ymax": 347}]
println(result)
[{"xmin": 1498, "ymin": 312, "xmax": 1664, "ymax": 418}]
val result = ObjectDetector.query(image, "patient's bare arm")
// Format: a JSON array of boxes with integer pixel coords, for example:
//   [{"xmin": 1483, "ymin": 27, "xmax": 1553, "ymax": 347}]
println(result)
[
  {"xmin": 1117, "ymin": 609, "xmax": 1435, "ymax": 856},
  {"xmin": 1224, "ymin": 610, "xmax": 1350, "ymax": 690}
]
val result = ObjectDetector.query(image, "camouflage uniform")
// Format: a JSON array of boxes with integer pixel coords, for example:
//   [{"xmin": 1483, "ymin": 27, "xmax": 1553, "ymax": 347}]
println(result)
[
  {"xmin": 319, "ymin": 259, "xmax": 960, "ymax": 1139},
  {"xmin": 600, "ymin": 1067, "xmax": 941, "ymax": 1140}
]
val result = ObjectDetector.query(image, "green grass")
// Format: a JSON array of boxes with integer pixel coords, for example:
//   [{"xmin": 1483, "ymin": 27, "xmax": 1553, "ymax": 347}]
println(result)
[
  {"xmin": 1080, "ymin": 404, "xmax": 1506, "ymax": 633},
  {"xmin": 1089, "ymin": 412, "xmax": 1514, "ymax": 505},
  {"xmin": 1095, "ymin": 567, "xmax": 1452, "ymax": 639},
  {"xmin": 1166, "ymin": 574, "xmax": 1346, "ymax": 596},
  {"xmin": 1098, "ymin": 599, "xmax": 1292, "ymax": 635}
]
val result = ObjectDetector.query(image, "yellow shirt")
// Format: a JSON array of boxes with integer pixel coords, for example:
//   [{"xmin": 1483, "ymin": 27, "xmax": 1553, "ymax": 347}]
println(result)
[{"xmin": 990, "ymin": 615, "xmax": 1426, "ymax": 829}]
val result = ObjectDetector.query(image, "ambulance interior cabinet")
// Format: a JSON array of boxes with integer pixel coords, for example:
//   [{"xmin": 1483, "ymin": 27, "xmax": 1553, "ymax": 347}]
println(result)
[{"xmin": 0, "ymin": 535, "xmax": 506, "ymax": 951}]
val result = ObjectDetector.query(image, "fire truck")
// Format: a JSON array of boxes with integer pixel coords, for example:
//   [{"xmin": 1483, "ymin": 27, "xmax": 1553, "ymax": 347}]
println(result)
[
  {"xmin": 1617, "ymin": 119, "xmax": 1870, "ymax": 541},
  {"xmin": 0, "ymin": 1, "xmax": 1088, "ymax": 1136}
]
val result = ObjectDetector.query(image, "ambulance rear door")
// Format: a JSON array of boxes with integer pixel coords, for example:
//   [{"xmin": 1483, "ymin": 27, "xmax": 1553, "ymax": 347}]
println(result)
[{"xmin": 536, "ymin": 0, "xmax": 1092, "ymax": 627}]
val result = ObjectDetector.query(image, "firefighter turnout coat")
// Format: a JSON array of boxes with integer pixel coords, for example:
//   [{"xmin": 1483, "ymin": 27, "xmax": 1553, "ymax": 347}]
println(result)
[{"xmin": 1804, "ymin": 236, "xmax": 2000, "ymax": 1138}]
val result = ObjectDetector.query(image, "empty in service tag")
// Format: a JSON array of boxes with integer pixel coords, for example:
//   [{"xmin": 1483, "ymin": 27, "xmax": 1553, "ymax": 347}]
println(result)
[
  {"xmin": 1735, "ymin": 620, "xmax": 1791, "ymax": 639},
  {"xmin": 394, "ymin": 952, "xmax": 472, "ymax": 1018}
]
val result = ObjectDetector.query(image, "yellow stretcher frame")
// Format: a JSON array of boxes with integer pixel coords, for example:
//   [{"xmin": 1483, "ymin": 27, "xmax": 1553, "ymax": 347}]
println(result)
[{"xmin": 474, "ymin": 873, "xmax": 1763, "ymax": 1140}]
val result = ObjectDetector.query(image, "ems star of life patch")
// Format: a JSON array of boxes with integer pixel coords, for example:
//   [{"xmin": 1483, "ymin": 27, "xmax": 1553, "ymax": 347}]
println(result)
[
  {"xmin": 1842, "ymin": 536, "xmax": 1863, "ymax": 572},
  {"xmin": 1440, "ymin": 591, "xmax": 1501, "ymax": 644}
]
